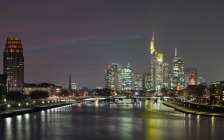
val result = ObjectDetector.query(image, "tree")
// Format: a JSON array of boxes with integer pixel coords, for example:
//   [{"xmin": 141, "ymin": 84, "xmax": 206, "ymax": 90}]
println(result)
[
  {"xmin": 7, "ymin": 91, "xmax": 25, "ymax": 101},
  {"xmin": 29, "ymin": 91, "xmax": 49, "ymax": 99}
]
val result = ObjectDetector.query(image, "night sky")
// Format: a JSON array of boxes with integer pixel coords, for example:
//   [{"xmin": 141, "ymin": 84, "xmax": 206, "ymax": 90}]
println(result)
[{"xmin": 1, "ymin": 0, "xmax": 224, "ymax": 89}]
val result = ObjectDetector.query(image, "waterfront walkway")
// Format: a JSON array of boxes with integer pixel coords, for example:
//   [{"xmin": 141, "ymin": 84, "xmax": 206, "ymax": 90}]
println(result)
[
  {"xmin": 163, "ymin": 101, "xmax": 224, "ymax": 117},
  {"xmin": 0, "ymin": 102, "xmax": 72, "ymax": 119}
]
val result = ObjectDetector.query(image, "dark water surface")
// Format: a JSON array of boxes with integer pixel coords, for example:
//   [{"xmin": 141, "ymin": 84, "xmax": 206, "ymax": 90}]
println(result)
[{"xmin": 0, "ymin": 101, "xmax": 224, "ymax": 140}]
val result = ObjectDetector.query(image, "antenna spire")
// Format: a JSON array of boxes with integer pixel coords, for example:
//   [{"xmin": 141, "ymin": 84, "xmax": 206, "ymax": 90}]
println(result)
[{"xmin": 175, "ymin": 48, "xmax": 177, "ymax": 56}]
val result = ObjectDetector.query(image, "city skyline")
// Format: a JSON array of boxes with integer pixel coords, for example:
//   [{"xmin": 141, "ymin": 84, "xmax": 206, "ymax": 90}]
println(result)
[{"xmin": 1, "ymin": 0, "xmax": 224, "ymax": 88}]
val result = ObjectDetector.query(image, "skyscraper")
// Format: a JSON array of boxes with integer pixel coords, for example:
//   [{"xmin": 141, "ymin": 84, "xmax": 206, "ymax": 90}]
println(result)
[
  {"xmin": 132, "ymin": 73, "xmax": 143, "ymax": 91},
  {"xmin": 143, "ymin": 73, "xmax": 151, "ymax": 91},
  {"xmin": 163, "ymin": 63, "xmax": 170, "ymax": 88},
  {"xmin": 3, "ymin": 37, "xmax": 24, "ymax": 92},
  {"xmin": 122, "ymin": 63, "xmax": 132, "ymax": 90},
  {"xmin": 150, "ymin": 33, "xmax": 163, "ymax": 91},
  {"xmin": 171, "ymin": 48, "xmax": 184, "ymax": 90},
  {"xmin": 105, "ymin": 63, "xmax": 122, "ymax": 91}
]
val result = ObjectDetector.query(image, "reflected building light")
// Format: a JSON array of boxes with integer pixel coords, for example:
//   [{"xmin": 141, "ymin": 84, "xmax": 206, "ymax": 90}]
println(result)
[
  {"xmin": 211, "ymin": 116, "xmax": 215, "ymax": 137},
  {"xmin": 6, "ymin": 117, "xmax": 12, "ymax": 124},
  {"xmin": 196, "ymin": 115, "xmax": 200, "ymax": 138},
  {"xmin": 41, "ymin": 110, "xmax": 45, "ymax": 115},
  {"xmin": 25, "ymin": 114, "xmax": 29, "ymax": 118},
  {"xmin": 17, "ymin": 115, "xmax": 22, "ymax": 119},
  {"xmin": 16, "ymin": 115, "xmax": 22, "ymax": 138},
  {"xmin": 6, "ymin": 117, "xmax": 12, "ymax": 140}
]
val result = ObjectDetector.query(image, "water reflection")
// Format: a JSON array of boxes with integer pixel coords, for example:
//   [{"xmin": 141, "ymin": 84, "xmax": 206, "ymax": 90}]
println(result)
[
  {"xmin": 6, "ymin": 118, "xmax": 12, "ymax": 140},
  {"xmin": 1, "ymin": 102, "xmax": 224, "ymax": 140}
]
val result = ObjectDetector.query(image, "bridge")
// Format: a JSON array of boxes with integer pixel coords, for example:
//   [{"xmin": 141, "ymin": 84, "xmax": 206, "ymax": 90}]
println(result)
[
  {"xmin": 74, "ymin": 95, "xmax": 174, "ymax": 104},
  {"xmin": 73, "ymin": 83, "xmax": 176, "ymax": 104}
]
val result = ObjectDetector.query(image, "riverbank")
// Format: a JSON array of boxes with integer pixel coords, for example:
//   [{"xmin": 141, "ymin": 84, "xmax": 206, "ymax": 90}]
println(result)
[
  {"xmin": 163, "ymin": 101, "xmax": 224, "ymax": 117},
  {"xmin": 0, "ymin": 102, "xmax": 73, "ymax": 119}
]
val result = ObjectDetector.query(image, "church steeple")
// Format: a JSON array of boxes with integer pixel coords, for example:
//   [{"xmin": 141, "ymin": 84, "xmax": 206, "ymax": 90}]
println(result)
[{"xmin": 69, "ymin": 74, "xmax": 71, "ymax": 91}]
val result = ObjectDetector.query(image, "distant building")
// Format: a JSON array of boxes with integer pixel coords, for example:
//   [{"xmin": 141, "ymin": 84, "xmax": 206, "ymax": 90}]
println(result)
[
  {"xmin": 210, "ymin": 81, "xmax": 224, "ymax": 101},
  {"xmin": 163, "ymin": 63, "xmax": 170, "ymax": 88},
  {"xmin": 198, "ymin": 76, "xmax": 205, "ymax": 84},
  {"xmin": 171, "ymin": 48, "xmax": 184, "ymax": 90},
  {"xmin": 133, "ymin": 73, "xmax": 143, "ymax": 91},
  {"xmin": 105, "ymin": 63, "xmax": 122, "ymax": 91},
  {"xmin": 143, "ymin": 73, "xmax": 151, "ymax": 91},
  {"xmin": 122, "ymin": 63, "xmax": 132, "ymax": 90},
  {"xmin": 188, "ymin": 74, "xmax": 196, "ymax": 85},
  {"xmin": 55, "ymin": 86, "xmax": 63, "ymax": 95},
  {"xmin": 71, "ymin": 83, "xmax": 77, "ymax": 90},
  {"xmin": 184, "ymin": 68, "xmax": 198, "ymax": 87},
  {"xmin": 0, "ymin": 74, "xmax": 8, "ymax": 100},
  {"xmin": 67, "ymin": 75, "xmax": 77, "ymax": 90},
  {"xmin": 3, "ymin": 37, "xmax": 24, "ymax": 92},
  {"xmin": 150, "ymin": 33, "xmax": 163, "ymax": 91},
  {"xmin": 24, "ymin": 83, "xmax": 56, "ymax": 96}
]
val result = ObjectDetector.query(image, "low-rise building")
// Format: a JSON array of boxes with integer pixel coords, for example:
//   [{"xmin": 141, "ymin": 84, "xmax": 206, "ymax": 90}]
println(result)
[
  {"xmin": 210, "ymin": 81, "xmax": 224, "ymax": 101},
  {"xmin": 24, "ymin": 83, "xmax": 56, "ymax": 96}
]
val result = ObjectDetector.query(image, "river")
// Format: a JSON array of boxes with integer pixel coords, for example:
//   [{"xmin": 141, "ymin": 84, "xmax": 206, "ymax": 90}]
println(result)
[{"xmin": 0, "ymin": 100, "xmax": 224, "ymax": 140}]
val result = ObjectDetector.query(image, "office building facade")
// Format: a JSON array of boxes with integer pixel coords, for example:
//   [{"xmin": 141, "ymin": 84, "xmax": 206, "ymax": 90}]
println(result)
[
  {"xmin": 105, "ymin": 63, "xmax": 122, "ymax": 91},
  {"xmin": 3, "ymin": 38, "xmax": 24, "ymax": 92},
  {"xmin": 150, "ymin": 33, "xmax": 163, "ymax": 91},
  {"xmin": 171, "ymin": 48, "xmax": 185, "ymax": 90},
  {"xmin": 184, "ymin": 68, "xmax": 198, "ymax": 87},
  {"xmin": 133, "ymin": 73, "xmax": 143, "ymax": 91},
  {"xmin": 122, "ymin": 63, "xmax": 132, "ymax": 90}
]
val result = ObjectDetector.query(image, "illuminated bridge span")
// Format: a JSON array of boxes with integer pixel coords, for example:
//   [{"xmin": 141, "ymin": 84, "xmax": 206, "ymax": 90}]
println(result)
[
  {"xmin": 82, "ymin": 97, "xmax": 107, "ymax": 104},
  {"xmin": 76, "ymin": 96, "xmax": 173, "ymax": 104}
]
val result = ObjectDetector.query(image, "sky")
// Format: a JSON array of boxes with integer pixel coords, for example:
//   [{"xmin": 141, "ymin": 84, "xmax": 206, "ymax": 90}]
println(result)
[{"xmin": 1, "ymin": 0, "xmax": 224, "ymax": 89}]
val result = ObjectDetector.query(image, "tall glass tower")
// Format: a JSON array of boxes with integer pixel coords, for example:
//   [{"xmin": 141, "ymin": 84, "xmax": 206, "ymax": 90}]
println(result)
[
  {"xmin": 122, "ymin": 63, "xmax": 132, "ymax": 90},
  {"xmin": 150, "ymin": 33, "xmax": 163, "ymax": 92},
  {"xmin": 105, "ymin": 63, "xmax": 122, "ymax": 91},
  {"xmin": 3, "ymin": 37, "xmax": 24, "ymax": 92},
  {"xmin": 171, "ymin": 48, "xmax": 184, "ymax": 90}
]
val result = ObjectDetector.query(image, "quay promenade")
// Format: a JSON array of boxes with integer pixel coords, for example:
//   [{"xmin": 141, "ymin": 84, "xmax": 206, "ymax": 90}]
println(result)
[
  {"xmin": 0, "ymin": 100, "xmax": 72, "ymax": 119},
  {"xmin": 163, "ymin": 100, "xmax": 224, "ymax": 117}
]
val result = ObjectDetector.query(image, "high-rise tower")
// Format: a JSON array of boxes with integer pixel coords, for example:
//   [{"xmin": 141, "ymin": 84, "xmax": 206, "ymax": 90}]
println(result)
[
  {"xmin": 105, "ymin": 63, "xmax": 122, "ymax": 91},
  {"xmin": 122, "ymin": 63, "xmax": 132, "ymax": 90},
  {"xmin": 163, "ymin": 63, "xmax": 170, "ymax": 88},
  {"xmin": 3, "ymin": 37, "xmax": 24, "ymax": 92},
  {"xmin": 150, "ymin": 33, "xmax": 163, "ymax": 92},
  {"xmin": 171, "ymin": 48, "xmax": 184, "ymax": 90}
]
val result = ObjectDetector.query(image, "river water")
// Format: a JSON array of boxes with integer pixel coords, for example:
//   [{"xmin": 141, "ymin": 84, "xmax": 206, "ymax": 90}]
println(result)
[{"xmin": 0, "ymin": 101, "xmax": 224, "ymax": 140}]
